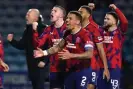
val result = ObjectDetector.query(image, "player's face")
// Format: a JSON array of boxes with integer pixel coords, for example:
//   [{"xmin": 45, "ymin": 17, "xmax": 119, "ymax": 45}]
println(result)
[
  {"xmin": 78, "ymin": 8, "xmax": 89, "ymax": 20},
  {"xmin": 26, "ymin": 10, "xmax": 37, "ymax": 24},
  {"xmin": 50, "ymin": 7, "xmax": 63, "ymax": 22},
  {"xmin": 66, "ymin": 13, "xmax": 79, "ymax": 30},
  {"xmin": 104, "ymin": 14, "xmax": 116, "ymax": 28}
]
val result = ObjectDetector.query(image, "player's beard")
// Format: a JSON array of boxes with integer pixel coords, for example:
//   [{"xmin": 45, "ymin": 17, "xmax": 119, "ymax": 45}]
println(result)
[{"xmin": 103, "ymin": 23, "xmax": 112, "ymax": 29}]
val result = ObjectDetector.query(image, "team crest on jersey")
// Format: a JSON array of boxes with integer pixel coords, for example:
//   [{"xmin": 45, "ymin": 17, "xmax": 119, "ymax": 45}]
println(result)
[{"xmin": 76, "ymin": 37, "xmax": 81, "ymax": 43}]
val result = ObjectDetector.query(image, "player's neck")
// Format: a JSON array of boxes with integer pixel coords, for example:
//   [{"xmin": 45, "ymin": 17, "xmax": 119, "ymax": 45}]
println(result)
[
  {"xmin": 82, "ymin": 18, "xmax": 90, "ymax": 28},
  {"xmin": 54, "ymin": 19, "xmax": 64, "ymax": 28},
  {"xmin": 108, "ymin": 25, "xmax": 117, "ymax": 32},
  {"xmin": 71, "ymin": 26, "xmax": 81, "ymax": 34}
]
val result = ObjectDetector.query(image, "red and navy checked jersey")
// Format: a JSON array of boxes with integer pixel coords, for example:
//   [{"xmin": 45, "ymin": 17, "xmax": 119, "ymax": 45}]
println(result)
[
  {"xmin": 33, "ymin": 23, "xmax": 66, "ymax": 72},
  {"xmin": 99, "ymin": 8, "xmax": 128, "ymax": 69},
  {"xmin": 84, "ymin": 21, "xmax": 103, "ymax": 70},
  {"xmin": 64, "ymin": 28, "xmax": 94, "ymax": 72},
  {"xmin": 0, "ymin": 34, "xmax": 4, "ymax": 71}
]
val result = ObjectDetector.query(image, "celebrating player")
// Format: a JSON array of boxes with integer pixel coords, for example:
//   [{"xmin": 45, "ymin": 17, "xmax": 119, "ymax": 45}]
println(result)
[
  {"xmin": 32, "ymin": 5, "xmax": 66, "ymax": 89},
  {"xmin": 34, "ymin": 11, "xmax": 94, "ymax": 89},
  {"xmin": 78, "ymin": 5, "xmax": 110, "ymax": 89},
  {"xmin": 97, "ymin": 4, "xmax": 128, "ymax": 89}
]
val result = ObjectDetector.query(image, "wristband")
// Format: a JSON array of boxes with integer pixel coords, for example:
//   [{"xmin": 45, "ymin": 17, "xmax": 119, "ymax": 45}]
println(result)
[{"xmin": 43, "ymin": 50, "xmax": 48, "ymax": 56}]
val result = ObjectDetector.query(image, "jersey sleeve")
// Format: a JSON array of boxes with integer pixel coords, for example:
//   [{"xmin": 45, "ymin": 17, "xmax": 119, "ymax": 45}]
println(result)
[
  {"xmin": 92, "ymin": 26, "xmax": 103, "ymax": 43},
  {"xmin": 115, "ymin": 8, "xmax": 128, "ymax": 33},
  {"xmin": 84, "ymin": 32, "xmax": 94, "ymax": 51},
  {"xmin": 33, "ymin": 27, "xmax": 50, "ymax": 48}
]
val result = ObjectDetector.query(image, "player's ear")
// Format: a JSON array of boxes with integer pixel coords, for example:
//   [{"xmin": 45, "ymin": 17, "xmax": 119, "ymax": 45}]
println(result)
[{"xmin": 112, "ymin": 18, "xmax": 116, "ymax": 25}]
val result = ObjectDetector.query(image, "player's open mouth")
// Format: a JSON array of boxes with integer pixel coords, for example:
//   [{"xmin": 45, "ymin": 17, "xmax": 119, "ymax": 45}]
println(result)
[
  {"xmin": 66, "ymin": 22, "xmax": 69, "ymax": 25},
  {"xmin": 66, "ymin": 23, "xmax": 69, "ymax": 25},
  {"xmin": 50, "ymin": 15, "xmax": 54, "ymax": 18}
]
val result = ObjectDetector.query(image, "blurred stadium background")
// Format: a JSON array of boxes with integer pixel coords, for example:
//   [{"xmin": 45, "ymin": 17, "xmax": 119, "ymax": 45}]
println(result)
[{"xmin": 0, "ymin": 0, "xmax": 132, "ymax": 89}]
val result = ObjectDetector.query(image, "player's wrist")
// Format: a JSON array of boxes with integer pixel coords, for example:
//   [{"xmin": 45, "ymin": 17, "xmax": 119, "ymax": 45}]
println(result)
[
  {"xmin": 69, "ymin": 53, "xmax": 73, "ymax": 59},
  {"xmin": 43, "ymin": 50, "xmax": 48, "ymax": 56},
  {"xmin": 0, "ymin": 60, "xmax": 4, "ymax": 65},
  {"xmin": 104, "ymin": 66, "xmax": 108, "ymax": 70},
  {"xmin": 0, "ymin": 60, "xmax": 2, "ymax": 63}
]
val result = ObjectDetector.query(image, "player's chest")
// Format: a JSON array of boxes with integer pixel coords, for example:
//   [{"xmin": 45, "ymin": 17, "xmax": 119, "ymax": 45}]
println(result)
[
  {"xmin": 66, "ymin": 35, "xmax": 84, "ymax": 49},
  {"xmin": 49, "ymin": 29, "xmax": 64, "ymax": 46},
  {"xmin": 103, "ymin": 31, "xmax": 120, "ymax": 44},
  {"xmin": 50, "ymin": 29, "xmax": 64, "ymax": 38}
]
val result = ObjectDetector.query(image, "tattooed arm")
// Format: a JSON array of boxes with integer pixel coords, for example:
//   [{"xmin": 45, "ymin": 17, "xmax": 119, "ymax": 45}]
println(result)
[
  {"xmin": 34, "ymin": 39, "xmax": 66, "ymax": 58},
  {"xmin": 46, "ymin": 39, "xmax": 65, "ymax": 55}
]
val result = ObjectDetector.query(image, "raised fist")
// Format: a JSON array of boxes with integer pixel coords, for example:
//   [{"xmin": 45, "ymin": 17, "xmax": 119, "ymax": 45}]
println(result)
[
  {"xmin": 32, "ymin": 22, "xmax": 38, "ymax": 31},
  {"xmin": 109, "ymin": 4, "xmax": 117, "ymax": 10},
  {"xmin": 7, "ymin": 34, "xmax": 14, "ymax": 42}
]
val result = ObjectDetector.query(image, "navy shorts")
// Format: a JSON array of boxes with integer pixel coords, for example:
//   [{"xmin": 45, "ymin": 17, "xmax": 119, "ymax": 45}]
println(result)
[
  {"xmin": 97, "ymin": 68, "xmax": 121, "ymax": 89},
  {"xmin": 87, "ymin": 68, "xmax": 99, "ymax": 86},
  {"xmin": 64, "ymin": 67, "xmax": 93, "ymax": 89}
]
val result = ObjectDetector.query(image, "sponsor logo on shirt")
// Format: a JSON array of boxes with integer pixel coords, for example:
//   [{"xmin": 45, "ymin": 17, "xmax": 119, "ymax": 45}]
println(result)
[
  {"xmin": 66, "ymin": 41, "xmax": 76, "ymax": 49},
  {"xmin": 103, "ymin": 36, "xmax": 113, "ymax": 43}
]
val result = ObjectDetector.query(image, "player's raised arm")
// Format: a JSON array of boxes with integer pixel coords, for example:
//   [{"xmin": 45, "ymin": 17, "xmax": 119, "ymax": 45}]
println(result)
[
  {"xmin": 109, "ymin": 4, "xmax": 128, "ymax": 33},
  {"xmin": 7, "ymin": 30, "xmax": 26, "ymax": 50},
  {"xmin": 32, "ymin": 22, "xmax": 49, "ymax": 48}
]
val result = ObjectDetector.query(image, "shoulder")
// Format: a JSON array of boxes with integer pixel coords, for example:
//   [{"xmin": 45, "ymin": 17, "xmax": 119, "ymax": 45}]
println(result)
[
  {"xmin": 80, "ymin": 29, "xmax": 91, "ymax": 37},
  {"xmin": 81, "ymin": 28, "xmax": 90, "ymax": 33},
  {"xmin": 44, "ymin": 25, "xmax": 53, "ymax": 32},
  {"xmin": 89, "ymin": 22, "xmax": 99, "ymax": 29},
  {"xmin": 98, "ymin": 26, "xmax": 104, "ymax": 32}
]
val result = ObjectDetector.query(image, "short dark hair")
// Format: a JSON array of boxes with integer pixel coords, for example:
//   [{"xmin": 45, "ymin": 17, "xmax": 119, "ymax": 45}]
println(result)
[
  {"xmin": 107, "ymin": 12, "xmax": 119, "ymax": 24},
  {"xmin": 69, "ymin": 11, "xmax": 82, "ymax": 23},
  {"xmin": 54, "ymin": 5, "xmax": 66, "ymax": 18},
  {"xmin": 80, "ymin": 5, "xmax": 92, "ymax": 14}
]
